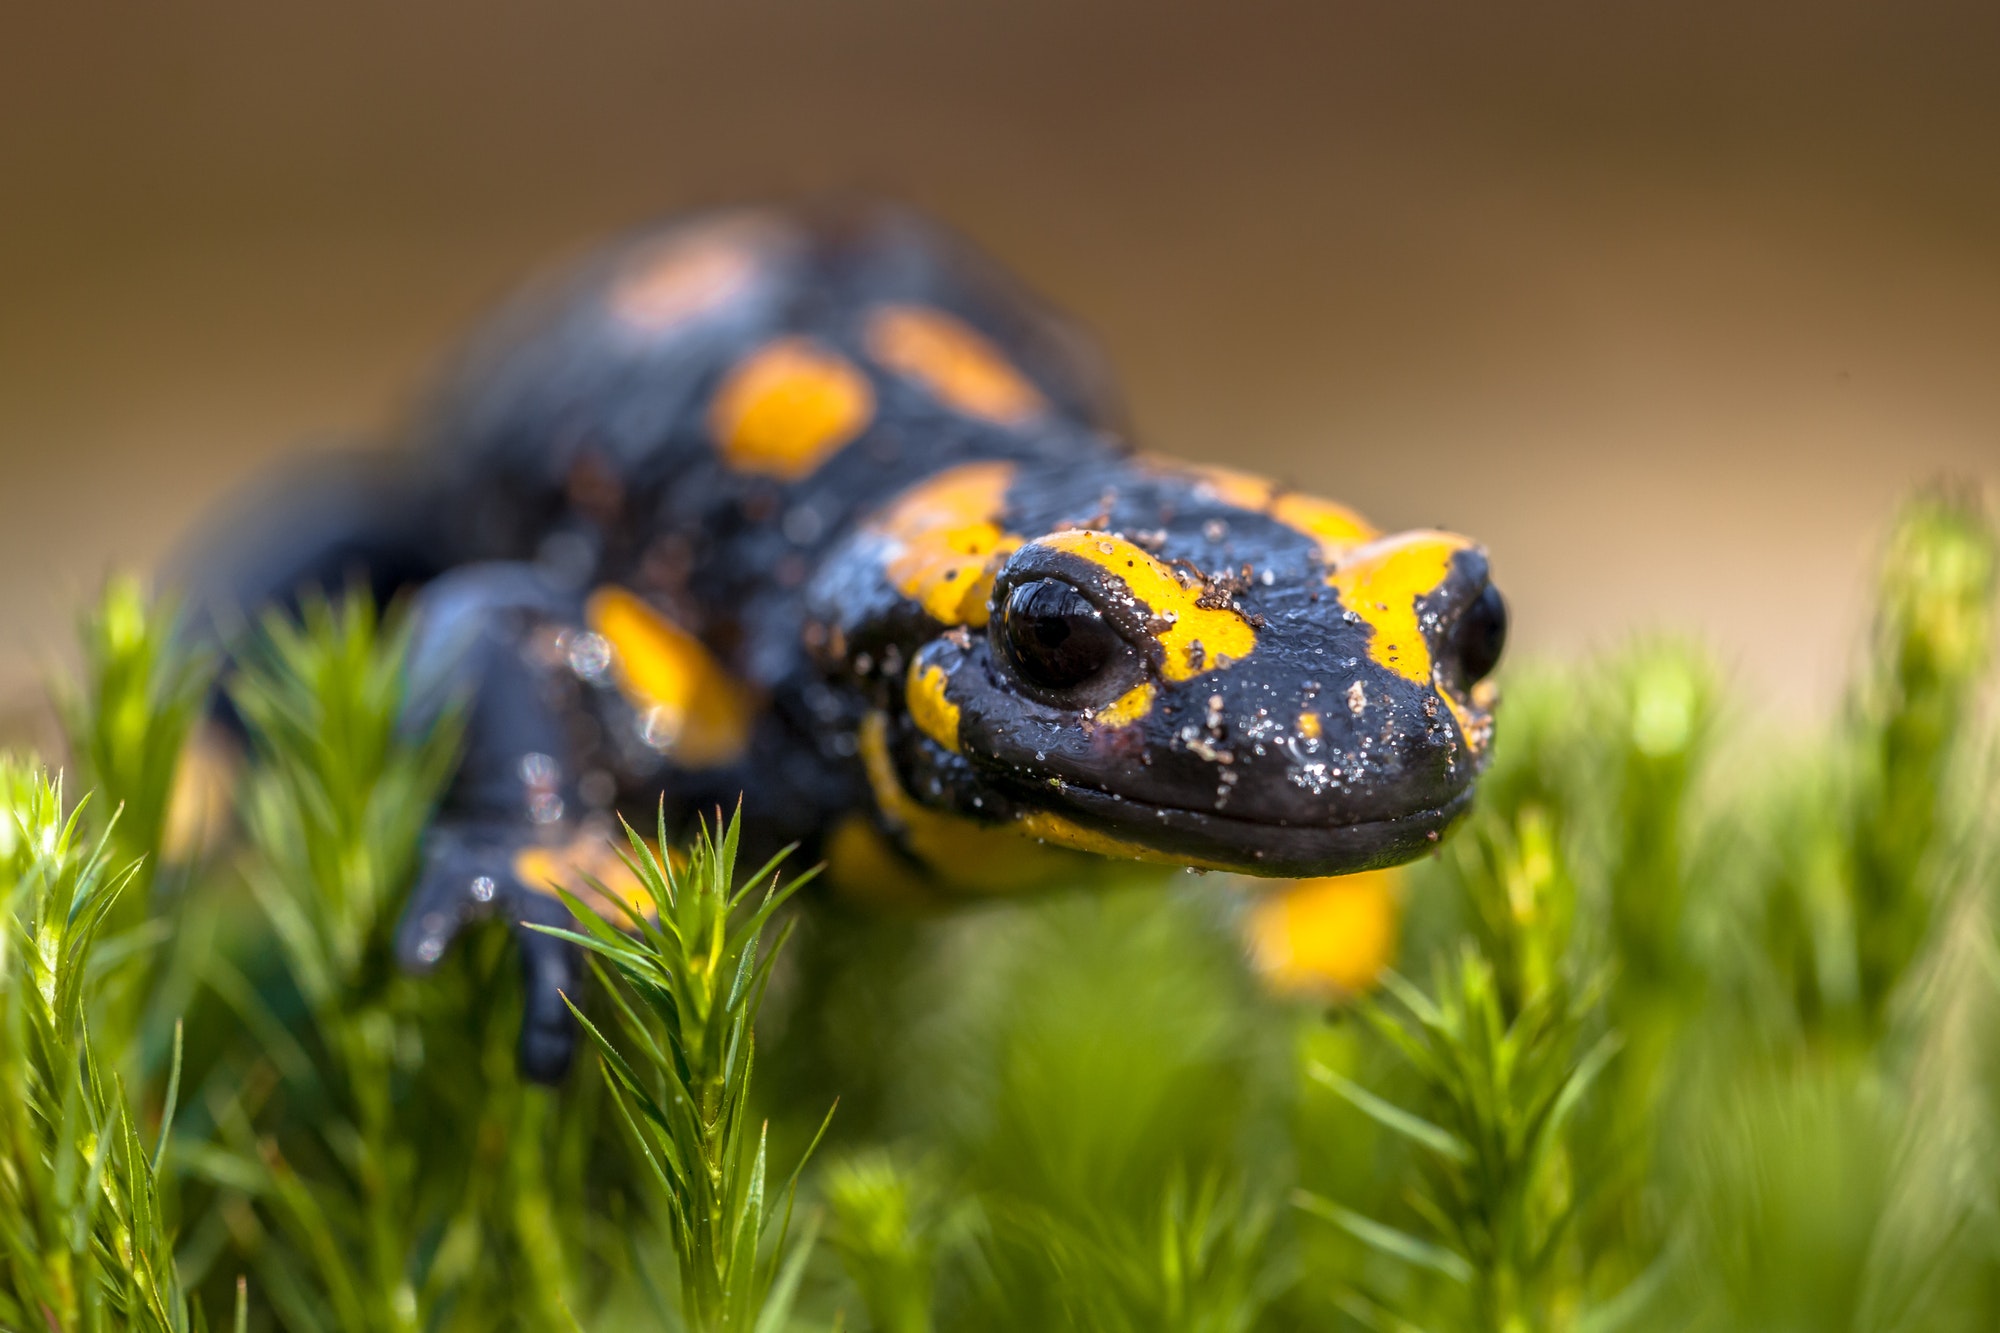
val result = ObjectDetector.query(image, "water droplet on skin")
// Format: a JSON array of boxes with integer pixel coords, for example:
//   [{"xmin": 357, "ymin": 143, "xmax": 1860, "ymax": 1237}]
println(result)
[
  {"xmin": 641, "ymin": 706, "xmax": 682, "ymax": 751},
  {"xmin": 1288, "ymin": 761, "xmax": 1333, "ymax": 795},
  {"xmin": 563, "ymin": 631, "xmax": 614, "ymax": 681}
]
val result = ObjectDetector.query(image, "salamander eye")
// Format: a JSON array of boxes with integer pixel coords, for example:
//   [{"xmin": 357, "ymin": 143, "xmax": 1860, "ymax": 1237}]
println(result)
[
  {"xmin": 999, "ymin": 579, "xmax": 1121, "ymax": 691},
  {"xmin": 1448, "ymin": 583, "xmax": 1508, "ymax": 687}
]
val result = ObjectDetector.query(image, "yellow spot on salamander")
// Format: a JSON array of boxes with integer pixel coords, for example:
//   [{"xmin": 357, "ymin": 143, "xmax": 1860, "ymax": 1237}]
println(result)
[
  {"xmin": 1180, "ymin": 461, "xmax": 1277, "ymax": 510},
  {"xmin": 1296, "ymin": 710, "xmax": 1322, "ymax": 742},
  {"xmin": 1458, "ymin": 678, "xmax": 1498, "ymax": 751},
  {"xmin": 824, "ymin": 814, "xmax": 943, "ymax": 909},
  {"xmin": 855, "ymin": 713, "xmax": 1241, "ymax": 887},
  {"xmin": 857, "ymin": 711, "xmax": 1095, "ymax": 893},
  {"xmin": 1439, "ymin": 684, "xmax": 1492, "ymax": 756},
  {"xmin": 865, "ymin": 304, "xmax": 1047, "ymax": 425},
  {"xmin": 709, "ymin": 337, "xmax": 874, "ymax": 479},
  {"xmin": 1012, "ymin": 809, "xmax": 1238, "ymax": 872},
  {"xmin": 587, "ymin": 586, "xmax": 755, "ymax": 767},
  {"xmin": 609, "ymin": 214, "xmax": 776, "ymax": 334},
  {"xmin": 1268, "ymin": 493, "xmax": 1377, "ymax": 564},
  {"xmin": 1247, "ymin": 869, "xmax": 1401, "ymax": 995},
  {"xmin": 162, "ymin": 722, "xmax": 241, "ymax": 865},
  {"xmin": 1325, "ymin": 532, "xmax": 1471, "ymax": 685},
  {"xmin": 514, "ymin": 833, "xmax": 658, "ymax": 927},
  {"xmin": 906, "ymin": 661, "xmax": 962, "ymax": 753},
  {"xmin": 1151, "ymin": 458, "xmax": 1380, "ymax": 563},
  {"xmin": 1093, "ymin": 680, "xmax": 1156, "ymax": 729},
  {"xmin": 1035, "ymin": 529, "xmax": 1258, "ymax": 681},
  {"xmin": 872, "ymin": 461, "xmax": 1022, "ymax": 626}
]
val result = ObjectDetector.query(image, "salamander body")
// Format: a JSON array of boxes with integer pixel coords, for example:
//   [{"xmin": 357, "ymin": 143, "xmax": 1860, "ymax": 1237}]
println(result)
[{"xmin": 187, "ymin": 203, "xmax": 1506, "ymax": 1077}]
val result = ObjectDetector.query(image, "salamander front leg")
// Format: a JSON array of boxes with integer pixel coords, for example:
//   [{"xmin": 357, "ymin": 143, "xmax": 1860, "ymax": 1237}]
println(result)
[
  {"xmin": 401, "ymin": 819, "xmax": 595, "ymax": 1083},
  {"xmin": 393, "ymin": 563, "xmax": 615, "ymax": 1082}
]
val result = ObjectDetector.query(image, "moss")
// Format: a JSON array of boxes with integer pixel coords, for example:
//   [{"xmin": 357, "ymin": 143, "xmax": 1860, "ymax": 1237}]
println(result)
[{"xmin": 8, "ymin": 487, "xmax": 1996, "ymax": 1331}]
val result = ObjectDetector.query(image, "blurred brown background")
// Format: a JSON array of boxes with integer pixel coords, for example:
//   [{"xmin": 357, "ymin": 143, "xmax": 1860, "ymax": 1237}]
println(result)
[{"xmin": 3, "ymin": 1, "xmax": 1996, "ymax": 728}]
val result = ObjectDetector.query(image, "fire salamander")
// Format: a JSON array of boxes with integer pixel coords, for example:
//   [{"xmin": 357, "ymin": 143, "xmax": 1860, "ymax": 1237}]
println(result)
[{"xmin": 183, "ymin": 203, "xmax": 1506, "ymax": 1079}]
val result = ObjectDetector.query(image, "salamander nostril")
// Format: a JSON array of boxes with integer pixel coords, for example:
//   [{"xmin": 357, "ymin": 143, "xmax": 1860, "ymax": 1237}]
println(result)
[{"xmin": 1450, "ymin": 583, "xmax": 1508, "ymax": 687}]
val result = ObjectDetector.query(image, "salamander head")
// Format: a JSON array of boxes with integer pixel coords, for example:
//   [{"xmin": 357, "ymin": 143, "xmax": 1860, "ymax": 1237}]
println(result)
[{"xmin": 812, "ymin": 459, "xmax": 1505, "ymax": 879}]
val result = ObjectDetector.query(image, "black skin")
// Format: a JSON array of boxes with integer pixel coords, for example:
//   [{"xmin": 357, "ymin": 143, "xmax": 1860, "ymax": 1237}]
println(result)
[{"xmin": 180, "ymin": 202, "xmax": 1505, "ymax": 1081}]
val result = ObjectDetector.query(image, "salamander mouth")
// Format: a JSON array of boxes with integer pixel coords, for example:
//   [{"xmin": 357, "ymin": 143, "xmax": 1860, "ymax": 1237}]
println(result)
[{"xmin": 1000, "ymin": 777, "xmax": 1478, "ymax": 879}]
